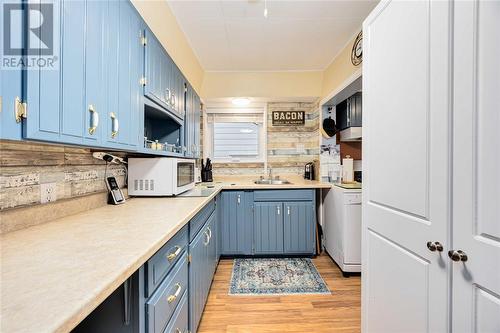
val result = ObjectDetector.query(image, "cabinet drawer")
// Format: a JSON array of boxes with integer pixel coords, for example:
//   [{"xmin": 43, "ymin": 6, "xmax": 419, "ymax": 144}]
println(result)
[
  {"xmin": 253, "ymin": 189, "xmax": 314, "ymax": 202},
  {"xmin": 146, "ymin": 225, "xmax": 188, "ymax": 297},
  {"xmin": 163, "ymin": 292, "xmax": 188, "ymax": 333},
  {"xmin": 189, "ymin": 199, "xmax": 215, "ymax": 242},
  {"xmin": 146, "ymin": 253, "xmax": 188, "ymax": 333}
]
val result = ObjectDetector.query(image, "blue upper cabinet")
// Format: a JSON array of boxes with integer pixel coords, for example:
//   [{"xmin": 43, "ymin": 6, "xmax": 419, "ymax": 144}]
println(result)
[
  {"xmin": 105, "ymin": 0, "xmax": 143, "ymax": 149},
  {"xmin": 0, "ymin": 0, "xmax": 24, "ymax": 140},
  {"xmin": 24, "ymin": 0, "xmax": 83, "ymax": 143},
  {"xmin": 184, "ymin": 84, "xmax": 201, "ymax": 158},
  {"xmin": 144, "ymin": 29, "xmax": 185, "ymax": 121},
  {"xmin": 23, "ymin": 0, "xmax": 143, "ymax": 149},
  {"xmin": 83, "ymin": 0, "xmax": 107, "ymax": 146}
]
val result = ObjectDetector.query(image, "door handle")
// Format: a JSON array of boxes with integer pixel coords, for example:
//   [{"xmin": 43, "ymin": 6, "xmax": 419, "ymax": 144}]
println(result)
[
  {"xmin": 166, "ymin": 246, "xmax": 181, "ymax": 261},
  {"xmin": 88, "ymin": 105, "xmax": 99, "ymax": 135},
  {"xmin": 448, "ymin": 250, "xmax": 468, "ymax": 262},
  {"xmin": 237, "ymin": 194, "xmax": 241, "ymax": 204},
  {"xmin": 277, "ymin": 205, "xmax": 280, "ymax": 215},
  {"xmin": 110, "ymin": 112, "xmax": 119, "ymax": 138},
  {"xmin": 207, "ymin": 226, "xmax": 212, "ymax": 239},
  {"xmin": 426, "ymin": 241, "xmax": 443, "ymax": 252},
  {"xmin": 287, "ymin": 206, "xmax": 290, "ymax": 215},
  {"xmin": 167, "ymin": 283, "xmax": 182, "ymax": 303}
]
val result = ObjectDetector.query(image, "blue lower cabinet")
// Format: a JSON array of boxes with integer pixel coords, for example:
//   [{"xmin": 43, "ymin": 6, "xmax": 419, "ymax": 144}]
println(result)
[
  {"xmin": 145, "ymin": 225, "xmax": 188, "ymax": 297},
  {"xmin": 283, "ymin": 201, "xmax": 316, "ymax": 254},
  {"xmin": 253, "ymin": 202, "xmax": 284, "ymax": 254},
  {"xmin": 163, "ymin": 292, "xmax": 188, "ymax": 333},
  {"xmin": 220, "ymin": 191, "xmax": 253, "ymax": 255},
  {"xmin": 146, "ymin": 253, "xmax": 188, "ymax": 333},
  {"xmin": 189, "ymin": 210, "xmax": 218, "ymax": 333}
]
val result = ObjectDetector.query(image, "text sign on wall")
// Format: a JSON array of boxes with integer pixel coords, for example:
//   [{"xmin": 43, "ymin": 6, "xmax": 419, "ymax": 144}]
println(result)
[{"xmin": 272, "ymin": 111, "xmax": 305, "ymax": 126}]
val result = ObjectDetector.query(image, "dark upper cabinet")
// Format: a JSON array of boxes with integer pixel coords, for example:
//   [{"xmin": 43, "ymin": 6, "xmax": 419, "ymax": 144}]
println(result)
[{"xmin": 336, "ymin": 92, "xmax": 362, "ymax": 131}]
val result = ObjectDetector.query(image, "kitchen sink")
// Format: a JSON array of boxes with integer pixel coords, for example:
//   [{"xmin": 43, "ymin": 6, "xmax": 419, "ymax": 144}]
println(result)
[{"xmin": 254, "ymin": 179, "xmax": 292, "ymax": 185}]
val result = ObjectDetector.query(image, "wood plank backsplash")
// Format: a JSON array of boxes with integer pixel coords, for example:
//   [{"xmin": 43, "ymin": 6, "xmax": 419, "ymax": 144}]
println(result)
[
  {"xmin": 0, "ymin": 140, "xmax": 127, "ymax": 211},
  {"xmin": 211, "ymin": 101, "xmax": 320, "ymax": 176}
]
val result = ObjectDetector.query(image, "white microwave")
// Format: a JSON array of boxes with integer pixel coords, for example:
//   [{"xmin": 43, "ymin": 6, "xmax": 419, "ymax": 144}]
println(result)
[{"xmin": 128, "ymin": 158, "xmax": 195, "ymax": 196}]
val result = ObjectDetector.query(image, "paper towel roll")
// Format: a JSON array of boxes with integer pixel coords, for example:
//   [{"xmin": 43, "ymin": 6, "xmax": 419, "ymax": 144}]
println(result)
[{"xmin": 342, "ymin": 155, "xmax": 354, "ymax": 182}]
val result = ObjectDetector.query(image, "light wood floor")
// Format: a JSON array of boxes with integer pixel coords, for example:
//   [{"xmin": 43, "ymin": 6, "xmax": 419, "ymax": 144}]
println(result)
[{"xmin": 198, "ymin": 254, "xmax": 361, "ymax": 333}]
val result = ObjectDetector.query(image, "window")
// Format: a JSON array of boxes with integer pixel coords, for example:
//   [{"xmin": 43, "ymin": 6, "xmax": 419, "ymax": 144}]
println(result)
[{"xmin": 204, "ymin": 105, "xmax": 266, "ymax": 163}]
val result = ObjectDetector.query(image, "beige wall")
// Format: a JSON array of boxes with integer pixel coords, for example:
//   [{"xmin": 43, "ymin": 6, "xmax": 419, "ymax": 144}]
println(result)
[
  {"xmin": 201, "ymin": 71, "xmax": 323, "ymax": 99},
  {"xmin": 201, "ymin": 35, "xmax": 361, "ymax": 100},
  {"xmin": 131, "ymin": 0, "xmax": 204, "ymax": 94},
  {"xmin": 321, "ymin": 34, "xmax": 362, "ymax": 98}
]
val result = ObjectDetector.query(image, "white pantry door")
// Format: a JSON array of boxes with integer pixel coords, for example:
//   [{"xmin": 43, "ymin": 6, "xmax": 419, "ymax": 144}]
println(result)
[
  {"xmin": 362, "ymin": 1, "xmax": 451, "ymax": 332},
  {"xmin": 452, "ymin": 1, "xmax": 500, "ymax": 332}
]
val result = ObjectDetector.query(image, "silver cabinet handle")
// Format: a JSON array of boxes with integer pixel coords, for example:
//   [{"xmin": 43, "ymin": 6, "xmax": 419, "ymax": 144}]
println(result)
[
  {"xmin": 166, "ymin": 88, "xmax": 171, "ymax": 103},
  {"xmin": 448, "ymin": 250, "xmax": 468, "ymax": 262},
  {"xmin": 237, "ymin": 194, "xmax": 241, "ymax": 204},
  {"xmin": 203, "ymin": 231, "xmax": 210, "ymax": 246},
  {"xmin": 277, "ymin": 205, "xmax": 280, "ymax": 215},
  {"xmin": 110, "ymin": 112, "xmax": 119, "ymax": 138},
  {"xmin": 287, "ymin": 206, "xmax": 290, "ymax": 215},
  {"xmin": 171, "ymin": 93, "xmax": 176, "ymax": 107},
  {"xmin": 167, "ymin": 283, "xmax": 182, "ymax": 303},
  {"xmin": 88, "ymin": 105, "xmax": 99, "ymax": 135},
  {"xmin": 166, "ymin": 246, "xmax": 181, "ymax": 261},
  {"xmin": 207, "ymin": 227, "xmax": 212, "ymax": 239},
  {"xmin": 426, "ymin": 241, "xmax": 443, "ymax": 252}
]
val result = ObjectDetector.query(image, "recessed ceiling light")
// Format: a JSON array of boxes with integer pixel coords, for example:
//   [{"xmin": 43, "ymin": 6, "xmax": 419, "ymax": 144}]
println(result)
[{"xmin": 232, "ymin": 97, "xmax": 250, "ymax": 106}]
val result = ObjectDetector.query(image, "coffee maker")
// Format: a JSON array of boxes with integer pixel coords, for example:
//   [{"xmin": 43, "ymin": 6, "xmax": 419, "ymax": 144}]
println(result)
[{"xmin": 304, "ymin": 162, "xmax": 315, "ymax": 180}]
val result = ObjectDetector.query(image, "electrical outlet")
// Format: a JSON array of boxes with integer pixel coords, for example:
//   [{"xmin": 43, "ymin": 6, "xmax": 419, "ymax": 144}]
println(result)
[{"xmin": 40, "ymin": 183, "xmax": 57, "ymax": 204}]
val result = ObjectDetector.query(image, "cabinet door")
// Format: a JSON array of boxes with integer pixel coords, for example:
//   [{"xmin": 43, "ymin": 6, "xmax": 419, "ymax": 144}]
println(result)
[
  {"xmin": 25, "ymin": 0, "xmax": 85, "ymax": 144},
  {"xmin": 283, "ymin": 201, "xmax": 315, "ymax": 254},
  {"xmin": 220, "ymin": 191, "xmax": 253, "ymax": 255},
  {"xmin": 183, "ymin": 85, "xmax": 193, "ymax": 157},
  {"xmin": 193, "ymin": 93, "xmax": 201, "ymax": 158},
  {"xmin": 189, "ymin": 226, "xmax": 209, "ymax": 333},
  {"xmin": 254, "ymin": 202, "xmax": 284, "ymax": 254},
  {"xmin": 144, "ymin": 29, "xmax": 166, "ymax": 110},
  {"xmin": 452, "ymin": 1, "xmax": 500, "ymax": 332},
  {"xmin": 105, "ymin": 0, "xmax": 142, "ymax": 148},
  {"xmin": 1, "ymin": 0, "xmax": 24, "ymax": 140},
  {"xmin": 350, "ymin": 93, "xmax": 362, "ymax": 127},
  {"xmin": 83, "ymin": 0, "xmax": 106, "ymax": 145}
]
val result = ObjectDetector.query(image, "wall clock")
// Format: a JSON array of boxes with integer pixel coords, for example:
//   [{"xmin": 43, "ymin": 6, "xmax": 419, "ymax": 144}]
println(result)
[{"xmin": 351, "ymin": 31, "xmax": 363, "ymax": 66}]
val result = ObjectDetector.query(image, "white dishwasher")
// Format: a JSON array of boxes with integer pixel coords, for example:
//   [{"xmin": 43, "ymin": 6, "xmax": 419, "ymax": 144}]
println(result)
[{"xmin": 323, "ymin": 184, "xmax": 362, "ymax": 275}]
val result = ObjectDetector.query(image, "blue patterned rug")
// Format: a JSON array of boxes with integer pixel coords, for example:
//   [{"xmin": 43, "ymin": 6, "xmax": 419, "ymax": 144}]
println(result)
[{"xmin": 229, "ymin": 258, "xmax": 330, "ymax": 295}]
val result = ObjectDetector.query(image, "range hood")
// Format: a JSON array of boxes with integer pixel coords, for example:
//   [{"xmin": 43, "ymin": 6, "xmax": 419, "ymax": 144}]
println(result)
[{"xmin": 339, "ymin": 127, "xmax": 362, "ymax": 142}]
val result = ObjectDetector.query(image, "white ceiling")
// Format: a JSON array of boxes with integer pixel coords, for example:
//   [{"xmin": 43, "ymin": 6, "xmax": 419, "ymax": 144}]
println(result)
[{"xmin": 167, "ymin": 0, "xmax": 378, "ymax": 71}]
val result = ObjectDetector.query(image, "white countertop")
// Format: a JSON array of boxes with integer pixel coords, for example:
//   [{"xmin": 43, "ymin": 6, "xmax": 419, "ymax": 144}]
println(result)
[{"xmin": 0, "ymin": 178, "xmax": 330, "ymax": 333}]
